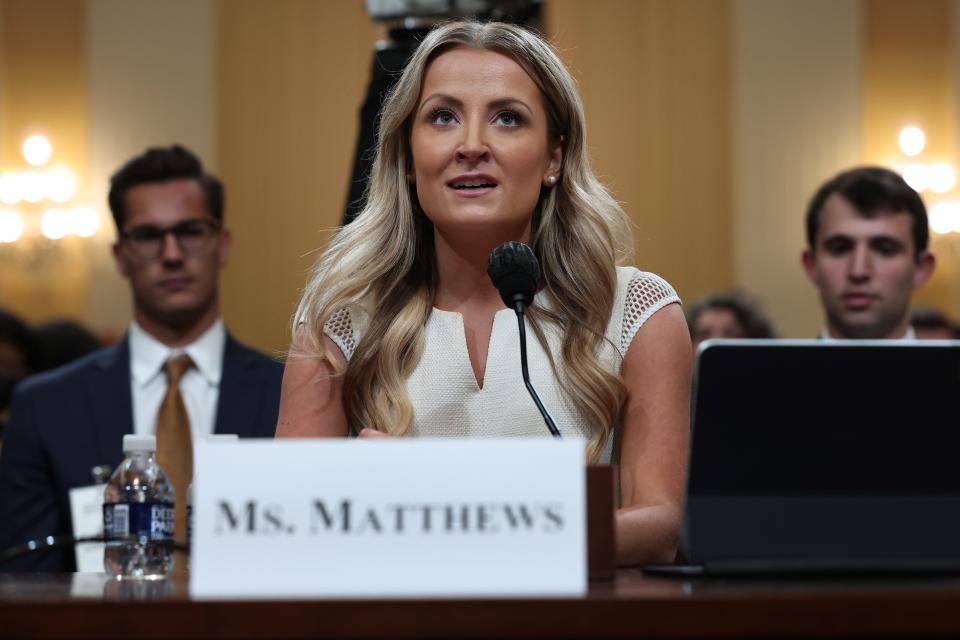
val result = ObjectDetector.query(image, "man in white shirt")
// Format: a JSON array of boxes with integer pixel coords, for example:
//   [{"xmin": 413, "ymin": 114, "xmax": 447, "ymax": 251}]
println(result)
[
  {"xmin": 0, "ymin": 145, "xmax": 283, "ymax": 571},
  {"xmin": 801, "ymin": 166, "xmax": 936, "ymax": 340}
]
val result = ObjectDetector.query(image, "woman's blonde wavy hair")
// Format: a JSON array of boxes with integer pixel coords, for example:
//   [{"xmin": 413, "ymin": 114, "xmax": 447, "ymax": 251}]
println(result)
[{"xmin": 295, "ymin": 20, "xmax": 633, "ymax": 462}]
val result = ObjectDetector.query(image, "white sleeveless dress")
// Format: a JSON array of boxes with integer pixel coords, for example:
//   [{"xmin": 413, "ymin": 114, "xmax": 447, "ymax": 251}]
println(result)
[{"xmin": 324, "ymin": 267, "xmax": 680, "ymax": 463}]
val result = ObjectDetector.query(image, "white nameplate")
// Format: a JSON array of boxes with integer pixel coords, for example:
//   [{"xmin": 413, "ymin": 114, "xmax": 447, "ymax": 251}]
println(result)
[
  {"xmin": 68, "ymin": 484, "xmax": 105, "ymax": 573},
  {"xmin": 191, "ymin": 438, "xmax": 586, "ymax": 598}
]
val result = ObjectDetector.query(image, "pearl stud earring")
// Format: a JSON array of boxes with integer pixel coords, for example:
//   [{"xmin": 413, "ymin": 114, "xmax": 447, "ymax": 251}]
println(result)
[{"xmin": 545, "ymin": 174, "xmax": 558, "ymax": 186}]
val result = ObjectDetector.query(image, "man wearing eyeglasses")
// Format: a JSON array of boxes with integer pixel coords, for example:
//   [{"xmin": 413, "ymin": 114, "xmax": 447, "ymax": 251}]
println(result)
[{"xmin": 0, "ymin": 145, "xmax": 283, "ymax": 572}]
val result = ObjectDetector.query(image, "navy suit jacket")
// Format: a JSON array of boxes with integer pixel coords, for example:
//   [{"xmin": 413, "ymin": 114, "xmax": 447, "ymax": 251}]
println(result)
[{"xmin": 0, "ymin": 333, "xmax": 283, "ymax": 572}]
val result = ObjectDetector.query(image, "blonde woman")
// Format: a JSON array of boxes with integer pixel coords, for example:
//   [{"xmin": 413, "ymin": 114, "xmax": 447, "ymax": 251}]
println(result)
[{"xmin": 276, "ymin": 21, "xmax": 692, "ymax": 566}]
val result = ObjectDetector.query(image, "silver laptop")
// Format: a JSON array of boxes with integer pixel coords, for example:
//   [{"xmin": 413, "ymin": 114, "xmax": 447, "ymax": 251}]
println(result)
[{"xmin": 646, "ymin": 339, "xmax": 960, "ymax": 576}]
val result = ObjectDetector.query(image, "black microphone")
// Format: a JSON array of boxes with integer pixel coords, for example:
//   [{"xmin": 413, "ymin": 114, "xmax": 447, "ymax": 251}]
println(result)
[{"xmin": 487, "ymin": 242, "xmax": 562, "ymax": 438}]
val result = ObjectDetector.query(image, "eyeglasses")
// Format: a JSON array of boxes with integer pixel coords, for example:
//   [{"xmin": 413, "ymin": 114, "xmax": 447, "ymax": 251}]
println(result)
[{"xmin": 119, "ymin": 219, "xmax": 223, "ymax": 260}]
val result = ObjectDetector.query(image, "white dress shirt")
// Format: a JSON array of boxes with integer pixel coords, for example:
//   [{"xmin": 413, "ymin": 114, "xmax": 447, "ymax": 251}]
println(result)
[{"xmin": 129, "ymin": 319, "xmax": 226, "ymax": 440}]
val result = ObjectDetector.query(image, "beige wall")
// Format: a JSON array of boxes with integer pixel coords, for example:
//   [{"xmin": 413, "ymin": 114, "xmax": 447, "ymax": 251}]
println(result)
[
  {"xmin": 547, "ymin": 0, "xmax": 733, "ymax": 304},
  {"xmin": 0, "ymin": 6, "xmax": 4, "ymax": 157},
  {"xmin": 956, "ymin": 0, "xmax": 960, "ymax": 176},
  {"xmin": 216, "ymin": 0, "xmax": 380, "ymax": 354},
  {"xmin": 733, "ymin": 0, "xmax": 862, "ymax": 338}
]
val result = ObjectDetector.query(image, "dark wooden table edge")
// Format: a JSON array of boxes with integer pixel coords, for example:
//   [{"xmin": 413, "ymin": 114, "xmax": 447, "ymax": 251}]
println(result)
[{"xmin": 6, "ymin": 572, "xmax": 960, "ymax": 638}]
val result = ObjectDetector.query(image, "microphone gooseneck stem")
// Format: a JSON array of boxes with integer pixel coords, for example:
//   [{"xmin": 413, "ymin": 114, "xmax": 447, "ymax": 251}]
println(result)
[
  {"xmin": 513, "ymin": 300, "xmax": 562, "ymax": 438},
  {"xmin": 0, "ymin": 535, "xmax": 190, "ymax": 565}
]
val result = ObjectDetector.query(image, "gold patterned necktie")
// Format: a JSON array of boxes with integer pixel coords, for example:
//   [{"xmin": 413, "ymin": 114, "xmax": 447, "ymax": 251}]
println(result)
[{"xmin": 155, "ymin": 353, "xmax": 194, "ymax": 544}]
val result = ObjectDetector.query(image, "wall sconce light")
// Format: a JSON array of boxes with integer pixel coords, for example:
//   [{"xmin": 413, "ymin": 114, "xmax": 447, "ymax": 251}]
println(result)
[
  {"xmin": 893, "ymin": 126, "xmax": 960, "ymax": 235},
  {"xmin": 0, "ymin": 135, "xmax": 100, "ymax": 268}
]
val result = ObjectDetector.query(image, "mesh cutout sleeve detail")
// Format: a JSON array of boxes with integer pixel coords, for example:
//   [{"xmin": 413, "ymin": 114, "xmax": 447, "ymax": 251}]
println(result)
[
  {"xmin": 620, "ymin": 271, "xmax": 681, "ymax": 355},
  {"xmin": 323, "ymin": 308, "xmax": 357, "ymax": 361}
]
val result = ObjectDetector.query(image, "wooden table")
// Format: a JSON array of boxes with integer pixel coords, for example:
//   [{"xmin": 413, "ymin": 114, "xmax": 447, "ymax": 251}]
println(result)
[{"xmin": 3, "ymin": 570, "xmax": 960, "ymax": 638}]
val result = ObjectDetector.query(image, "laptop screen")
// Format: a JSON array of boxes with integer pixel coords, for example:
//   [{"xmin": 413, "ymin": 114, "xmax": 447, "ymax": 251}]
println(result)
[{"xmin": 687, "ymin": 340, "xmax": 960, "ymax": 495}]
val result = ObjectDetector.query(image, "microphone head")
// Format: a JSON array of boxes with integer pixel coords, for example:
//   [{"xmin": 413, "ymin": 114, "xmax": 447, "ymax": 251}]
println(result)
[{"xmin": 486, "ymin": 241, "xmax": 541, "ymax": 309}]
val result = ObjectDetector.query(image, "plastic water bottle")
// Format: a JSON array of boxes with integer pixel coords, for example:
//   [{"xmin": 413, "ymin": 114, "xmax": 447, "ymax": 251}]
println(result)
[{"xmin": 103, "ymin": 434, "xmax": 176, "ymax": 579}]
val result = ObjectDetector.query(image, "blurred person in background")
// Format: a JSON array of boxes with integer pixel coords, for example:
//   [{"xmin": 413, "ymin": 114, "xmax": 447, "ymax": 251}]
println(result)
[
  {"xmin": 0, "ymin": 310, "xmax": 40, "ymax": 442},
  {"xmin": 686, "ymin": 291, "xmax": 777, "ymax": 351},
  {"xmin": 911, "ymin": 307, "xmax": 960, "ymax": 340},
  {"xmin": 33, "ymin": 320, "xmax": 103, "ymax": 372},
  {"xmin": 802, "ymin": 167, "xmax": 935, "ymax": 340},
  {"xmin": 0, "ymin": 145, "xmax": 283, "ymax": 572}
]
